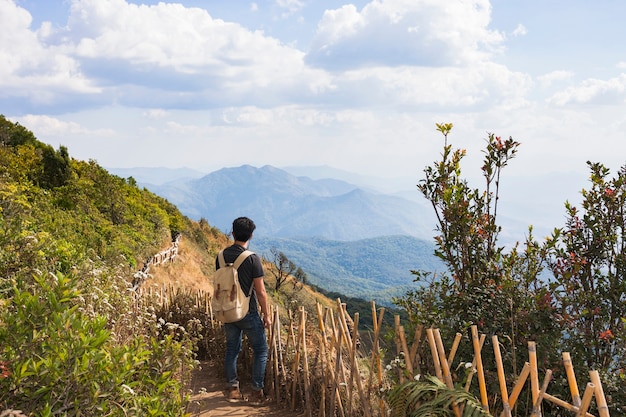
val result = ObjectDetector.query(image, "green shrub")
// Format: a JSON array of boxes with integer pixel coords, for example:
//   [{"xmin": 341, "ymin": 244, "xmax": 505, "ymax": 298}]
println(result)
[{"xmin": 0, "ymin": 272, "xmax": 191, "ymax": 416}]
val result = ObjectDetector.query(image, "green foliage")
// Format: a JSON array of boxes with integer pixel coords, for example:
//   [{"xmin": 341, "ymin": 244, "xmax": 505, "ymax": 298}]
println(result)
[
  {"xmin": 0, "ymin": 272, "xmax": 189, "ymax": 416},
  {"xmin": 0, "ymin": 116, "xmax": 200, "ymax": 415},
  {"xmin": 253, "ymin": 235, "xmax": 442, "ymax": 305},
  {"xmin": 388, "ymin": 376, "xmax": 492, "ymax": 417},
  {"xmin": 395, "ymin": 125, "xmax": 561, "ymax": 415},
  {"xmin": 545, "ymin": 161, "xmax": 626, "ymax": 410}
]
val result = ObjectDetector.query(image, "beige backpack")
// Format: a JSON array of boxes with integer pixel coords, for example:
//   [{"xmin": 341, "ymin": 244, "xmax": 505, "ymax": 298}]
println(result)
[{"xmin": 211, "ymin": 250, "xmax": 254, "ymax": 323}]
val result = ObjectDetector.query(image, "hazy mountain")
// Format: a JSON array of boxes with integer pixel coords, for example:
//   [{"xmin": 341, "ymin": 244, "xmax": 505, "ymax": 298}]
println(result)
[
  {"xmin": 251, "ymin": 235, "xmax": 445, "ymax": 305},
  {"xmin": 107, "ymin": 166, "xmax": 206, "ymax": 185},
  {"xmin": 145, "ymin": 165, "xmax": 436, "ymax": 241}
]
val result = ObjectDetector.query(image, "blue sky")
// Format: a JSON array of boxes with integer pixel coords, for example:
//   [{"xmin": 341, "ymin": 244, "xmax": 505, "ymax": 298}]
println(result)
[{"xmin": 2, "ymin": 0, "xmax": 626, "ymax": 238}]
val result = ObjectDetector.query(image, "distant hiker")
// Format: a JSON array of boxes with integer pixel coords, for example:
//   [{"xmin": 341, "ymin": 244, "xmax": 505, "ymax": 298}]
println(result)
[{"xmin": 217, "ymin": 217, "xmax": 271, "ymax": 405}]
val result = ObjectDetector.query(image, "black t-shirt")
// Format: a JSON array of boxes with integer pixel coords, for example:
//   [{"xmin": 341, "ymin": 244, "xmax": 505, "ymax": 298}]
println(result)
[{"xmin": 216, "ymin": 244, "xmax": 264, "ymax": 314}]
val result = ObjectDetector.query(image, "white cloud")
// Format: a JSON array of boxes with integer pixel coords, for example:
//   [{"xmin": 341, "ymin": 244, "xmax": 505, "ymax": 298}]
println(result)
[
  {"xmin": 0, "ymin": 0, "xmax": 98, "ymax": 105},
  {"xmin": 276, "ymin": 0, "xmax": 305, "ymax": 17},
  {"xmin": 307, "ymin": 0, "xmax": 505, "ymax": 69},
  {"xmin": 143, "ymin": 109, "xmax": 170, "ymax": 119},
  {"xmin": 512, "ymin": 23, "xmax": 527, "ymax": 37},
  {"xmin": 537, "ymin": 70, "xmax": 574, "ymax": 88},
  {"xmin": 14, "ymin": 114, "xmax": 114, "ymax": 137},
  {"xmin": 547, "ymin": 74, "xmax": 626, "ymax": 106}
]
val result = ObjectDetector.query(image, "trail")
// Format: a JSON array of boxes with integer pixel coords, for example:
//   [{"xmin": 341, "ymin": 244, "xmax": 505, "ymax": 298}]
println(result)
[{"xmin": 186, "ymin": 361, "xmax": 297, "ymax": 417}]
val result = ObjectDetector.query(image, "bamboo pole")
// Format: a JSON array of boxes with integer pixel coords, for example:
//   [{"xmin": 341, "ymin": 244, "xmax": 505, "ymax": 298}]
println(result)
[
  {"xmin": 347, "ymin": 312, "xmax": 357, "ymax": 410},
  {"xmin": 426, "ymin": 328, "xmax": 443, "ymax": 381},
  {"xmin": 464, "ymin": 333, "xmax": 486, "ymax": 392},
  {"xmin": 543, "ymin": 393, "xmax": 595, "ymax": 417},
  {"xmin": 349, "ymin": 313, "xmax": 372, "ymax": 417},
  {"xmin": 336, "ymin": 299, "xmax": 352, "ymax": 348},
  {"xmin": 301, "ymin": 308, "xmax": 312, "ymax": 417},
  {"xmin": 590, "ymin": 370, "xmax": 610, "ymax": 417},
  {"xmin": 328, "ymin": 309, "xmax": 346, "ymax": 417},
  {"xmin": 315, "ymin": 304, "xmax": 327, "ymax": 417},
  {"xmin": 367, "ymin": 302, "xmax": 385, "ymax": 417},
  {"xmin": 409, "ymin": 324, "xmax": 424, "ymax": 375},
  {"xmin": 433, "ymin": 329, "xmax": 454, "ymax": 389},
  {"xmin": 447, "ymin": 332, "xmax": 463, "ymax": 366},
  {"xmin": 394, "ymin": 315, "xmax": 405, "ymax": 383},
  {"xmin": 528, "ymin": 341, "xmax": 541, "ymax": 417},
  {"xmin": 530, "ymin": 369, "xmax": 552, "ymax": 417},
  {"xmin": 492, "ymin": 335, "xmax": 512, "ymax": 417},
  {"xmin": 291, "ymin": 311, "xmax": 304, "ymax": 411},
  {"xmin": 434, "ymin": 329, "xmax": 461, "ymax": 417},
  {"xmin": 471, "ymin": 325, "xmax": 489, "ymax": 413},
  {"xmin": 503, "ymin": 362, "xmax": 530, "ymax": 414},
  {"xmin": 398, "ymin": 325, "xmax": 414, "ymax": 378},
  {"xmin": 576, "ymin": 383, "xmax": 596, "ymax": 417},
  {"xmin": 563, "ymin": 352, "xmax": 581, "ymax": 407},
  {"xmin": 272, "ymin": 307, "xmax": 281, "ymax": 404}
]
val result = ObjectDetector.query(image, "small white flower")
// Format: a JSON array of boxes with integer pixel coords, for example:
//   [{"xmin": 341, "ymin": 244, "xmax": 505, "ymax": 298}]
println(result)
[
  {"xmin": 121, "ymin": 384, "xmax": 135, "ymax": 395},
  {"xmin": 465, "ymin": 362, "xmax": 473, "ymax": 369},
  {"xmin": 386, "ymin": 364, "xmax": 392, "ymax": 371},
  {"xmin": 414, "ymin": 374, "xmax": 421, "ymax": 381}
]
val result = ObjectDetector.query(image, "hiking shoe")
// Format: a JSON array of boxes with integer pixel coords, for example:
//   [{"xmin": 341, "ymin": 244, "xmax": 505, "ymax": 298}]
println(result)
[
  {"xmin": 248, "ymin": 389, "xmax": 269, "ymax": 406},
  {"xmin": 225, "ymin": 387, "xmax": 245, "ymax": 403}
]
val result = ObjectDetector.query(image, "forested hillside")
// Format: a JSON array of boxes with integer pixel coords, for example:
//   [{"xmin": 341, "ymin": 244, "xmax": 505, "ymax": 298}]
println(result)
[
  {"xmin": 252, "ymin": 235, "xmax": 445, "ymax": 305},
  {"xmin": 0, "ymin": 115, "xmax": 390, "ymax": 415},
  {"xmin": 0, "ymin": 115, "xmax": 226, "ymax": 414}
]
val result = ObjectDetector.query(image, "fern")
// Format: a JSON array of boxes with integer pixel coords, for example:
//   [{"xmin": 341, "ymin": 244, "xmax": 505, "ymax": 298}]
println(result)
[{"xmin": 388, "ymin": 376, "xmax": 492, "ymax": 417}]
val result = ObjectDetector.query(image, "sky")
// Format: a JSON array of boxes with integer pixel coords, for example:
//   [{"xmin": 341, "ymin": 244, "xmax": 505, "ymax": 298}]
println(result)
[{"xmin": 2, "ymin": 0, "xmax": 626, "ymax": 238}]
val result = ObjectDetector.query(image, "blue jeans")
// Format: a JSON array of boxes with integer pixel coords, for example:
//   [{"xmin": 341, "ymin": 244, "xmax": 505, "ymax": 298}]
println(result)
[{"xmin": 224, "ymin": 311, "xmax": 268, "ymax": 391}]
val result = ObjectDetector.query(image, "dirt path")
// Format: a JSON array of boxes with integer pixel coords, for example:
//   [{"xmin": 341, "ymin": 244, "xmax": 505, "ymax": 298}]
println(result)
[{"xmin": 186, "ymin": 361, "xmax": 299, "ymax": 417}]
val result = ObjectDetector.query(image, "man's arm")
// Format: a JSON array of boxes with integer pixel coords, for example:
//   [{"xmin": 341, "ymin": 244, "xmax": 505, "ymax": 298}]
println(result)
[{"xmin": 253, "ymin": 277, "xmax": 271, "ymax": 328}]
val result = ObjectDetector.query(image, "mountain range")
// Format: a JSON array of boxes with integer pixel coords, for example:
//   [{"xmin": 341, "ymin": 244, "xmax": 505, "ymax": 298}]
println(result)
[
  {"xmin": 140, "ymin": 164, "xmax": 436, "ymax": 241},
  {"xmin": 108, "ymin": 165, "xmax": 443, "ymax": 304}
]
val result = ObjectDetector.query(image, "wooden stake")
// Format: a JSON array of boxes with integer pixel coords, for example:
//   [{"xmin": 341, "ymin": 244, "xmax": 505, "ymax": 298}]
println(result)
[
  {"xmin": 530, "ymin": 369, "xmax": 552, "ymax": 417},
  {"xmin": 426, "ymin": 328, "xmax": 443, "ymax": 381},
  {"xmin": 434, "ymin": 329, "xmax": 461, "ymax": 417},
  {"xmin": 528, "ymin": 341, "xmax": 541, "ymax": 417},
  {"xmin": 471, "ymin": 325, "xmax": 489, "ymax": 413},
  {"xmin": 562, "ymin": 352, "xmax": 581, "ymax": 407},
  {"xmin": 465, "ymin": 333, "xmax": 486, "ymax": 392},
  {"xmin": 367, "ymin": 302, "xmax": 385, "ymax": 417},
  {"xmin": 492, "ymin": 335, "xmax": 512, "ymax": 417},
  {"xmin": 447, "ymin": 332, "xmax": 463, "ymax": 366},
  {"xmin": 543, "ymin": 393, "xmax": 595, "ymax": 417},
  {"xmin": 590, "ymin": 370, "xmax": 610, "ymax": 417},
  {"xmin": 301, "ymin": 308, "xmax": 312, "ymax": 417},
  {"xmin": 398, "ymin": 325, "xmax": 414, "ymax": 378},
  {"xmin": 409, "ymin": 324, "xmax": 424, "ymax": 375},
  {"xmin": 503, "ymin": 362, "xmax": 530, "ymax": 415},
  {"xmin": 315, "ymin": 304, "xmax": 327, "ymax": 417},
  {"xmin": 576, "ymin": 383, "xmax": 596, "ymax": 417}
]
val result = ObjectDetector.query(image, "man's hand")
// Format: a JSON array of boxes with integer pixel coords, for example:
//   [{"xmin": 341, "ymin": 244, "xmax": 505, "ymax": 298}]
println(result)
[{"xmin": 262, "ymin": 315, "xmax": 272, "ymax": 329}]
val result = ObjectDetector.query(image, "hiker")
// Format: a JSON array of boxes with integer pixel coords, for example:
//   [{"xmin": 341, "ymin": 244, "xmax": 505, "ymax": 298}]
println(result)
[{"xmin": 218, "ymin": 216, "xmax": 271, "ymax": 405}]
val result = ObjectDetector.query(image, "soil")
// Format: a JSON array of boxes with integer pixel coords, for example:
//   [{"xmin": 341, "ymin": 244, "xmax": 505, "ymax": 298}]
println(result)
[{"xmin": 186, "ymin": 361, "xmax": 300, "ymax": 417}]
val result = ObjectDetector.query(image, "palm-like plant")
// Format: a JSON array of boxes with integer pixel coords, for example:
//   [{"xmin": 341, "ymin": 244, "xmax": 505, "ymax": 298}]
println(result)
[{"xmin": 388, "ymin": 376, "xmax": 492, "ymax": 417}]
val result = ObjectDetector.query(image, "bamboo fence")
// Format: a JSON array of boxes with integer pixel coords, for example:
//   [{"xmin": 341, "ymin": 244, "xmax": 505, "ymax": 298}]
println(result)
[{"xmin": 139, "ymin": 239, "xmax": 612, "ymax": 417}]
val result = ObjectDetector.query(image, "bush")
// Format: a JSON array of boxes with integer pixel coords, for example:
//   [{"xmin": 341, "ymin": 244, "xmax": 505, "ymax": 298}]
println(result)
[{"xmin": 0, "ymin": 272, "xmax": 191, "ymax": 416}]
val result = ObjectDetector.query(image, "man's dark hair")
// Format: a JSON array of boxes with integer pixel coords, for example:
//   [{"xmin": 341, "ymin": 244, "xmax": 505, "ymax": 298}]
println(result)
[{"xmin": 232, "ymin": 217, "xmax": 256, "ymax": 242}]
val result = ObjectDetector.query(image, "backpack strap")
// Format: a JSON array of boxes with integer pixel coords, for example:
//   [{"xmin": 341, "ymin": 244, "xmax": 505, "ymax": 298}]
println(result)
[
  {"xmin": 221, "ymin": 250, "xmax": 255, "ymax": 297},
  {"xmin": 233, "ymin": 250, "xmax": 254, "ymax": 269}
]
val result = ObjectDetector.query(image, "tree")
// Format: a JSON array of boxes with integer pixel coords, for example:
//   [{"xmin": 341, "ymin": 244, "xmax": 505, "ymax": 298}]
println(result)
[
  {"xmin": 545, "ymin": 161, "xmax": 626, "ymax": 407},
  {"xmin": 395, "ymin": 124, "xmax": 560, "ymax": 414},
  {"xmin": 269, "ymin": 247, "xmax": 296, "ymax": 291},
  {"xmin": 269, "ymin": 247, "xmax": 306, "ymax": 291}
]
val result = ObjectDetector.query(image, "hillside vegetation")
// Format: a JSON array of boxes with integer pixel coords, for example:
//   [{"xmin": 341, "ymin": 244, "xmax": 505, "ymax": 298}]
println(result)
[{"xmin": 0, "ymin": 115, "xmax": 375, "ymax": 415}]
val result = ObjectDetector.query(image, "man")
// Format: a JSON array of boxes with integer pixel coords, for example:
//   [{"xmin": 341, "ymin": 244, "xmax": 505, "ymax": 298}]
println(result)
[{"xmin": 218, "ymin": 217, "xmax": 271, "ymax": 405}]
